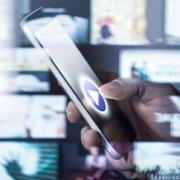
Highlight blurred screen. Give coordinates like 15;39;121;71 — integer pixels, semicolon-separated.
0;95;29;138
19;0;90;45
120;49;180;83
63;143;126;180
165;0;180;44
0;1;179;180
28;14;88;44
134;142;180;179
0;0;15;47
27;95;67;138
0;48;50;93
0;48;48;71
90;0;148;45
0;142;59;180
0;95;67;138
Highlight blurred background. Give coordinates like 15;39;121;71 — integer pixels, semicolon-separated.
0;0;180;179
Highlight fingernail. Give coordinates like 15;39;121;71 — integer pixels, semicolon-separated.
100;80;122;97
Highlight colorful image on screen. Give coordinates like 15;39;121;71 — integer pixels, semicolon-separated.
120;49;180;83
91;0;148;45
0;142;59;180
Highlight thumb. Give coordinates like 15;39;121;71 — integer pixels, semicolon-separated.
100;78;141;101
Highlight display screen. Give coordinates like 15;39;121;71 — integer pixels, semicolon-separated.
20;0;90;45
0;95;67;138
32;17;127;151
120;49;180;83
90;0;148;45
0;48;50;92
34;18;111;122
134;142;180;177
0;1;178;179
0;0;15;47
0;142;59;180
0;48;48;71
63;143;124;180
165;0;180;44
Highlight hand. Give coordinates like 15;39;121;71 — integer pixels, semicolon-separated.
66;77;179;179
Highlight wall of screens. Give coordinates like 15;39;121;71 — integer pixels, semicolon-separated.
0;0;179;179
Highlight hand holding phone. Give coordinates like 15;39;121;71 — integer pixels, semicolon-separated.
21;8;135;160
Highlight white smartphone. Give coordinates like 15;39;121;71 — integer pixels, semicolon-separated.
21;8;135;160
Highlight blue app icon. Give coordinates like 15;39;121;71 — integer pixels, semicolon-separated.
83;80;106;112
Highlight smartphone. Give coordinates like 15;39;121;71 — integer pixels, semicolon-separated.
21;7;135;160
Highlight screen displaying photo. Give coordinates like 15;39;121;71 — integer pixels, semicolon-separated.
165;0;180;44
134;142;180;175
91;0;148;45
0;48;49;71
0;0;15;47
0;142;59;180
0;95;67;138
0;48;50;92
19;0;90;45
0;72;49;93
120;49;180;83
28;14;89;44
27;95;67;138
0;95;29;138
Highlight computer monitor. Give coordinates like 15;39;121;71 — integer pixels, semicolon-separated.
120;49;180;83
0;48;50;92
19;0;90;45
0;95;67;138
90;0;148;45
134;142;180;175
0;142;59;180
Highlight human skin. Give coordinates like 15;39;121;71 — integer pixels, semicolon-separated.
66;76;179;179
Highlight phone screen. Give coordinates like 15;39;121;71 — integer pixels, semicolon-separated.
22;11;135;159
35;18;111;119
